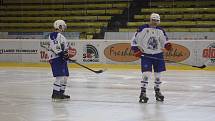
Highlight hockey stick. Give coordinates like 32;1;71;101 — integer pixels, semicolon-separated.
40;45;105;74
142;54;206;69
68;59;104;74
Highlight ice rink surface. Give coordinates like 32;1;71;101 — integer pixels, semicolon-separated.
0;67;215;121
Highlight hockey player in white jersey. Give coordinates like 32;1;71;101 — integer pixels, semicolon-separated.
131;13;172;103
48;20;70;100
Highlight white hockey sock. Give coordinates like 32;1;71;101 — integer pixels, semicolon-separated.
141;72;151;89
60;76;68;92
154;72;162;89
53;77;64;92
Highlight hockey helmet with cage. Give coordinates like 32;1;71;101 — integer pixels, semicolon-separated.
150;13;160;21
53;20;67;31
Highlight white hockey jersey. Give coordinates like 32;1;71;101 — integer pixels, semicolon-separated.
131;24;168;55
48;32;69;60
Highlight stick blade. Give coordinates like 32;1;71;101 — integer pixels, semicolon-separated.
94;68;108;74
192;65;206;69
199;65;206;69
94;70;104;74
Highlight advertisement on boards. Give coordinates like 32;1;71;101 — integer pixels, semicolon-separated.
83;44;100;62
0;39;214;66
202;42;215;65
0;40;39;62
104;43;139;62
163;43;190;62
103;42;191;64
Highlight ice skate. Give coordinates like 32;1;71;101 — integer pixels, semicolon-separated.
139;92;149;103
154;87;164;102
52;94;70;101
52;90;70;101
139;87;148;103
62;94;70;99
52;93;64;101
60;90;70;100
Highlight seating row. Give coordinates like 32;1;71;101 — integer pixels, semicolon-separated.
127;21;215;27
0;3;129;10
119;28;215;32
0;16;112;22
0;9;123;16
0;27;101;34
141;8;215;14
134;14;215;20
3;0;132;4
0;22;108;27
149;1;215;8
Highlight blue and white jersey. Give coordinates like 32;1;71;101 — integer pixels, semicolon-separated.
131;24;168;55
48;32;69;60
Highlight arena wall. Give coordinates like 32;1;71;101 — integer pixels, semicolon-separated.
0;39;214;68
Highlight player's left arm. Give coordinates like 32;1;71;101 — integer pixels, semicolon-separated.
49;38;62;54
160;28;172;51
58;34;69;60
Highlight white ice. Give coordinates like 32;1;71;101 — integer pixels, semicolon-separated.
0;67;215;121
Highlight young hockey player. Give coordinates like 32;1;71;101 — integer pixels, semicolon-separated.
131;13;172;103
48;20;70;100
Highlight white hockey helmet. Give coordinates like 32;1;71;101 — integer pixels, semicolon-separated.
150;13;160;25
53;20;67;31
150;13;160;21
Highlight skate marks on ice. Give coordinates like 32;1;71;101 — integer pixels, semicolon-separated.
0;68;215;121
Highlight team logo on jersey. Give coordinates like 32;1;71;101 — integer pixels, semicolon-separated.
83;44;99;62
202;42;215;63
147;37;158;50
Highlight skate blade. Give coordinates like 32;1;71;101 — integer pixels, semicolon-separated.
156;97;164;102
139;98;148;103
52;98;70;102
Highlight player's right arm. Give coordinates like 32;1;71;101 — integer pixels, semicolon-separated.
131;25;149;57
131;32;142;58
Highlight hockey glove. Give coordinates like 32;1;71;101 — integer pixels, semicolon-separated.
59;51;69;61
164;43;172;51
134;50;142;58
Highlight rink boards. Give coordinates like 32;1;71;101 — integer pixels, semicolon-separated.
0;39;214;70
